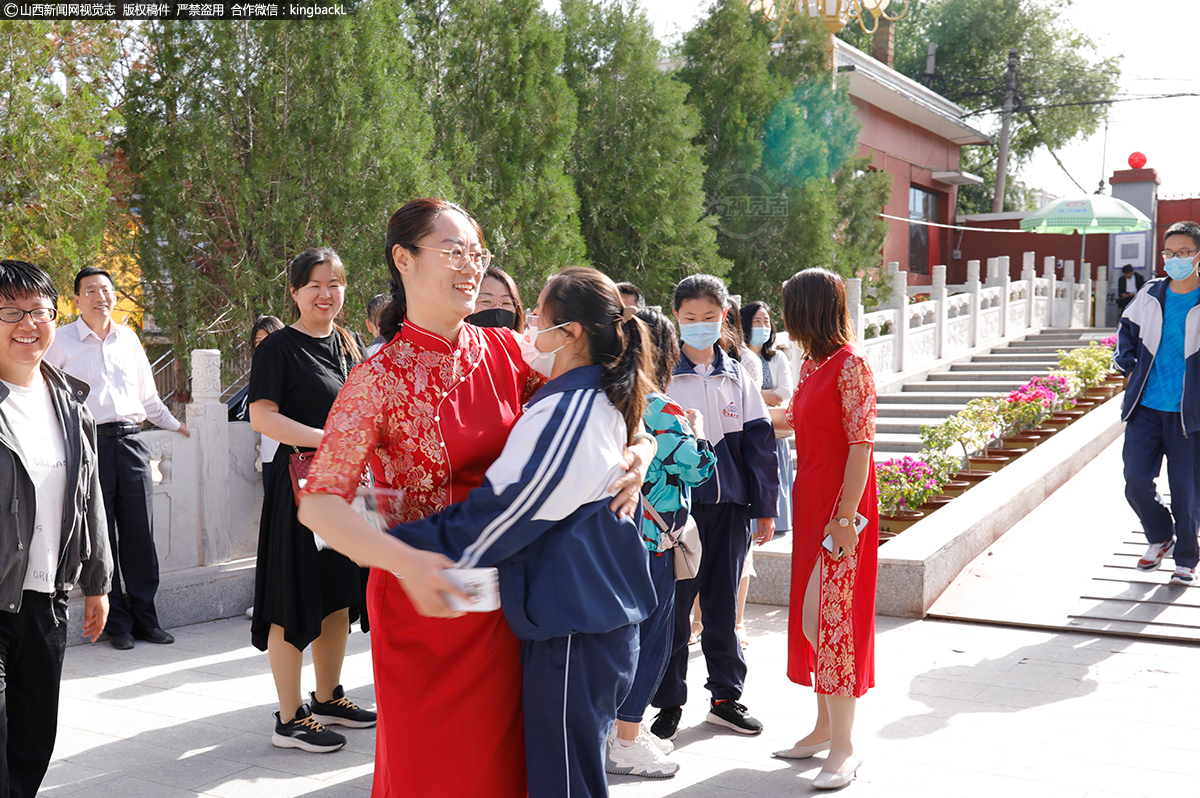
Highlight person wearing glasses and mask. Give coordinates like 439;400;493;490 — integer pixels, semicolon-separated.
46;267;189;652
297;199;653;798
468;265;525;332
1118;220;1200;587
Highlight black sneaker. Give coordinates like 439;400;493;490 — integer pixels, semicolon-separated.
650;706;682;741
272;705;347;752
308;685;377;728
706;698;763;735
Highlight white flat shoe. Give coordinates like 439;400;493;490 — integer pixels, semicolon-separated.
812;755;862;790
773;740;831;759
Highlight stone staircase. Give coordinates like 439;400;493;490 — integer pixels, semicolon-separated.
872;328;1116;462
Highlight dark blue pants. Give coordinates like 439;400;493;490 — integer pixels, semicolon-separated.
1123;406;1200;569
98;432;163;636
652;503;751;708
522;625;638;798
0;592;67;798
616;549;675;724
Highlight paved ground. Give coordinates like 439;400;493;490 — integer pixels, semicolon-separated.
47;434;1200;797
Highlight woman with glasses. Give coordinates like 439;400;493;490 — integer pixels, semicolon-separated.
298;199;652;797
469;265;525;331
247;248;375;754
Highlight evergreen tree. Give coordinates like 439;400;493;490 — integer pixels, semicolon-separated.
404;0;585;297
679;0;892;304
123;0;441;362
0;22;123;284
559;0;728;308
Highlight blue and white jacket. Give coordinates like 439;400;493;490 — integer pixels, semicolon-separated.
667;348;779;515
1116;276;1200;434
390;365;656;642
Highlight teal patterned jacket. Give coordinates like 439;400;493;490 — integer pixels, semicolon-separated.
641;392;717;552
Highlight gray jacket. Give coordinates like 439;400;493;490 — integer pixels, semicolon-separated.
0;363;112;612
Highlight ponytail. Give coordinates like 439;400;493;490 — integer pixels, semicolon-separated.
542;267;656;444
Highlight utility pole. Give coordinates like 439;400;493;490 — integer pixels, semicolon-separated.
992;49;1019;214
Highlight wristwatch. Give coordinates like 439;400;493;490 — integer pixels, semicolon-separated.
836;516;851;528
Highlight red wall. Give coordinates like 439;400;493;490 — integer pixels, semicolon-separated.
1158;198;1200;253
850;97;964;286
953;218;1111;284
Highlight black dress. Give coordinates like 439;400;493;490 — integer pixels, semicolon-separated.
248;326;366;652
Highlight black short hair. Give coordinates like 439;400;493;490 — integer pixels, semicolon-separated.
615;282;645;307
0;260;58;305
74;266;114;295
1165;221;1200;250
366;293;390;325
1122;264;1134;273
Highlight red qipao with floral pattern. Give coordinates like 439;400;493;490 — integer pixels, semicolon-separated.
785;344;878;697
305;320;541;798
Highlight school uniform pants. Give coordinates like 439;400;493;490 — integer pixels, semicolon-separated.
0;591;67;798
1123;405;1200;569
522;624;638;798
652;503;751;709
97;428;163;636
616;549;675;724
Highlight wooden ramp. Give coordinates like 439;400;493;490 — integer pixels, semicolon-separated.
928;434;1200;643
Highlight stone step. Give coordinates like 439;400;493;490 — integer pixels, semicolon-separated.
929;371;1043;383
872;432;923;454
946;363;1053;373
879;391;1005;404
970;353;1059;364
903;380;1026;392
876;417;948;435
873;403;965;418
997;344;1073;353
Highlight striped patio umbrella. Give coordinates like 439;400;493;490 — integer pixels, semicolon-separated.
1020;195;1152;265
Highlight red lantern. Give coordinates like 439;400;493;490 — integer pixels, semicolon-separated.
1128;152;1147;169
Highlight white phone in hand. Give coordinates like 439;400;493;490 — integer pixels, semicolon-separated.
442;567;501;613
821;512;869;557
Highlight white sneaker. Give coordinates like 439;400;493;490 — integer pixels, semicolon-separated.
606;734;680;778
640;722;673;754
1170;566;1197;586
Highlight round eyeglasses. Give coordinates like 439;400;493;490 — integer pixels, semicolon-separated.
412;244;492;271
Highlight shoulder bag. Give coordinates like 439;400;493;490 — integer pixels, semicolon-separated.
643;501;702;580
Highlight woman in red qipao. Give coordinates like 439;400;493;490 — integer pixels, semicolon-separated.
298;199;651;798
770;268;877;791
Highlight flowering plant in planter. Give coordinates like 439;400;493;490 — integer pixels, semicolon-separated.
1002;385;1055;433
1100;334;1117;349
1057;343;1115;389
920;396;1003;471
876;457;940;516
1026;373;1077;409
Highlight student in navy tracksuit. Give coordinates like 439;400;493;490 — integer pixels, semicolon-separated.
388;267;659;798
1118;220;1200;586
650;274;779;741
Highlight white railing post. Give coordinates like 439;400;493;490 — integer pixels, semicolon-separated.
1095;264;1108;328
998;255;1011;337
985;257;1001;287
1082;260;1094;327
847;277;865;344
1064;260;1077;328
890;268;909;374
1044;256;1058;328
932;264;948;360
966;259;982;346
1022;251;1037;332
187;349;231;566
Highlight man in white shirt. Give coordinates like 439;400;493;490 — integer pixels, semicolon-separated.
0;259;111;796
47;267;189;651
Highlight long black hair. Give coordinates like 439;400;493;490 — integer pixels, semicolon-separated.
541;267;655;443
672;273;737;354
635;307;681;393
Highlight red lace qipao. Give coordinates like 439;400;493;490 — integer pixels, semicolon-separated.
785;344;878;697
305;320;541;798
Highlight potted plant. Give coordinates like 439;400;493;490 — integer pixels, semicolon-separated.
876;456;940;537
999;385;1055;448
959;397;1010;472
1058;344;1116;398
920;399;1004;483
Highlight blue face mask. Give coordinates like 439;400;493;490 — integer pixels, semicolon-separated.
679;321;723;351
749;327;771;347
1165;256;1197;281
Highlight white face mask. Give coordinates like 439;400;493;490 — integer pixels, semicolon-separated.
519;319;570;378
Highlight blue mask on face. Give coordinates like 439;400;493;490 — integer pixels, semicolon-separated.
679;321;722;351
1165;256;1197;281
749;327;771;347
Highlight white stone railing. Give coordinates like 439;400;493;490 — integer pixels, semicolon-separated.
850;252;1102;382
144;350;262;575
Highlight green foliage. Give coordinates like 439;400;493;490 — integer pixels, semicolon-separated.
842;0;1121;209
678;0;891;304
404;0;586;299
0;22;124;284
920;396;1003;466
1056;343;1114;389
876;456;941;515
123;3;442;358
558;0;728;308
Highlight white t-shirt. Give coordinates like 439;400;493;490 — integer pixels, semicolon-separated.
1;378;67;593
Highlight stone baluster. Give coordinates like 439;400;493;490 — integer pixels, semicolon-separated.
187;349;231;566
932;264;948;360
889;268;909;374
998;255;1011;337
1094;262;1108;328
847;277;865;345
965;259;982;347
1022;251;1037;330
1063;260;1077;328
985;257;1001;287
1043;255;1058;328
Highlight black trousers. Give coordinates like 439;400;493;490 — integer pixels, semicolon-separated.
98;432;162;636
653;503;751;707
0;591;67;798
